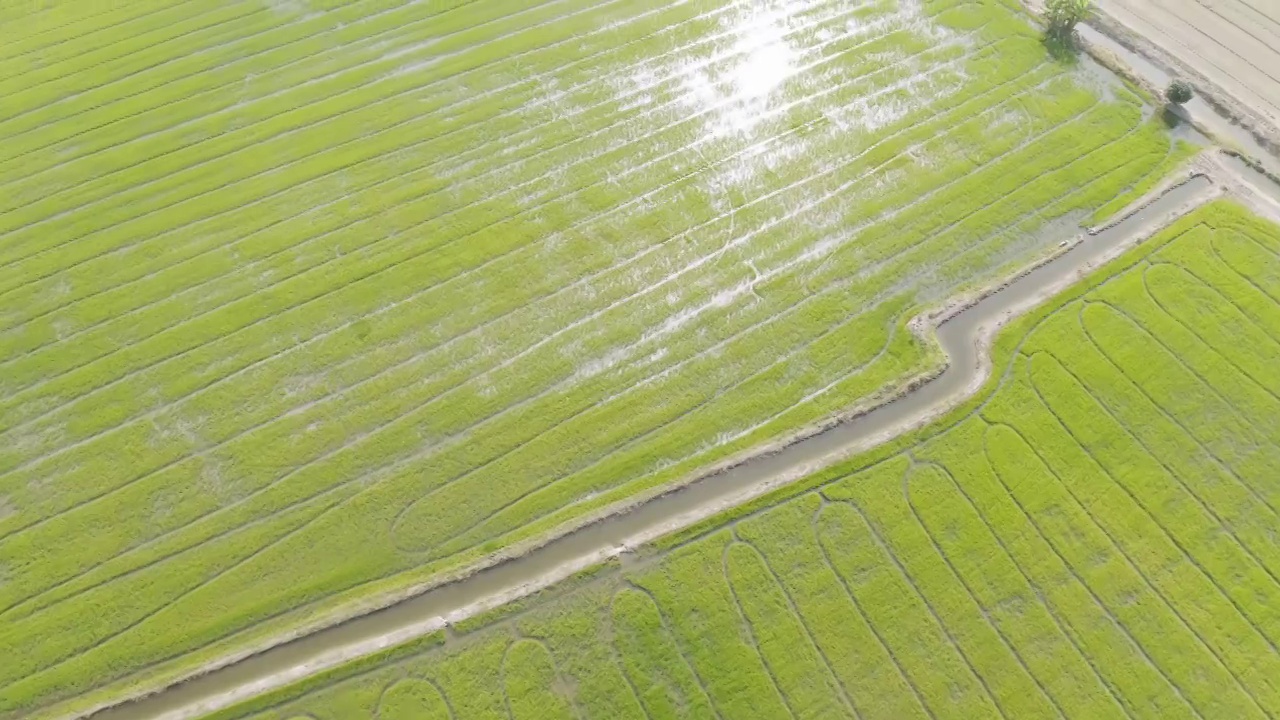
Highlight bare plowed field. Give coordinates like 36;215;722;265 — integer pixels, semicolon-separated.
1101;0;1280;130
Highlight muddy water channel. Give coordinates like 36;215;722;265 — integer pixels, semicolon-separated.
93;172;1215;720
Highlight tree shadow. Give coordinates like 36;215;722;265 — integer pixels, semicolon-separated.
1159;104;1189;129
1041;30;1082;66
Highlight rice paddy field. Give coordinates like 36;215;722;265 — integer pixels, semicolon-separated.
213;200;1280;720
0;0;1202;715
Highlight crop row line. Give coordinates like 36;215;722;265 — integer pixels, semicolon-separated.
1128;264;1280;453
807;497;938;719
410;291;902;558
0;0;706;227
0;0;878;348
615;581;727;720
1133;259;1280;462
500;635;586;720
0;0;573;196
1092;273;1280;516
602;615;656;720
0;0;641;250
0;73;1085;622
976;420;1204;719
0;0;880;340
1142;261;1280;408
0;2;275;107
917;458;1136;717
0;46;972;532
733;535;864;718
720;540;803;720
1076;297;1280;621
372;675;458;720
902;459;1070;719
0;15;931;425
0;0;466;115
2;75;1070;648
1203;230;1280;330
0;34;1004;502
1023;349;1270;716
160;70;1095;568
0;0;575;166
0;1;169;62
0;1;235;77
0;484;351;692
835;493;1010;718
381;98;1137;551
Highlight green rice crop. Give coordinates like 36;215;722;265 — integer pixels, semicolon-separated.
218;201;1280;720
0;0;1199;714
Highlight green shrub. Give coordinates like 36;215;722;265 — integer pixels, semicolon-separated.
1166;80;1194;105
1045;0;1091;37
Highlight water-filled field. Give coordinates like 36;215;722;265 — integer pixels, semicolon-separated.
216;201;1280;720
0;0;1194;714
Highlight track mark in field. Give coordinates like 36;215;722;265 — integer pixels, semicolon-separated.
0;57;1049;576
905;461;1072;719
978;420;1202;720
1093;283;1280;502
0;114;1131;676
807;497;936;720
0;1;962;368
813;495;991;718
1207;231;1280;324
374;677;453;720
611;583;724;720
1143;262;1280;402
0;1;755;351
0;31;991;449
716;542;798;720
381;106;1131;548
1023;351;1271;718
5;60;1070;471
0;0;586;180
0;0;754;263
726;536;858;718
1076;299;1280;582
0;73;1121;635
500;637;580;720
0;14;962;389
925;444;1139;719
10;1;1250;711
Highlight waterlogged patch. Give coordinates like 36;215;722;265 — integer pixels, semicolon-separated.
677;1;803;139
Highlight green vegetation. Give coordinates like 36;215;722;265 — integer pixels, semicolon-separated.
1044;0;1091;37
1166;80;1195;105
1088;139;1199;225
221;201;1280;720
0;0;1197;715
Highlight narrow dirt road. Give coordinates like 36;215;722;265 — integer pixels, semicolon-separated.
1100;0;1280;134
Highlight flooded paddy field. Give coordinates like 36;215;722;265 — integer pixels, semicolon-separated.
209;198;1280;720
0;0;1205;716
